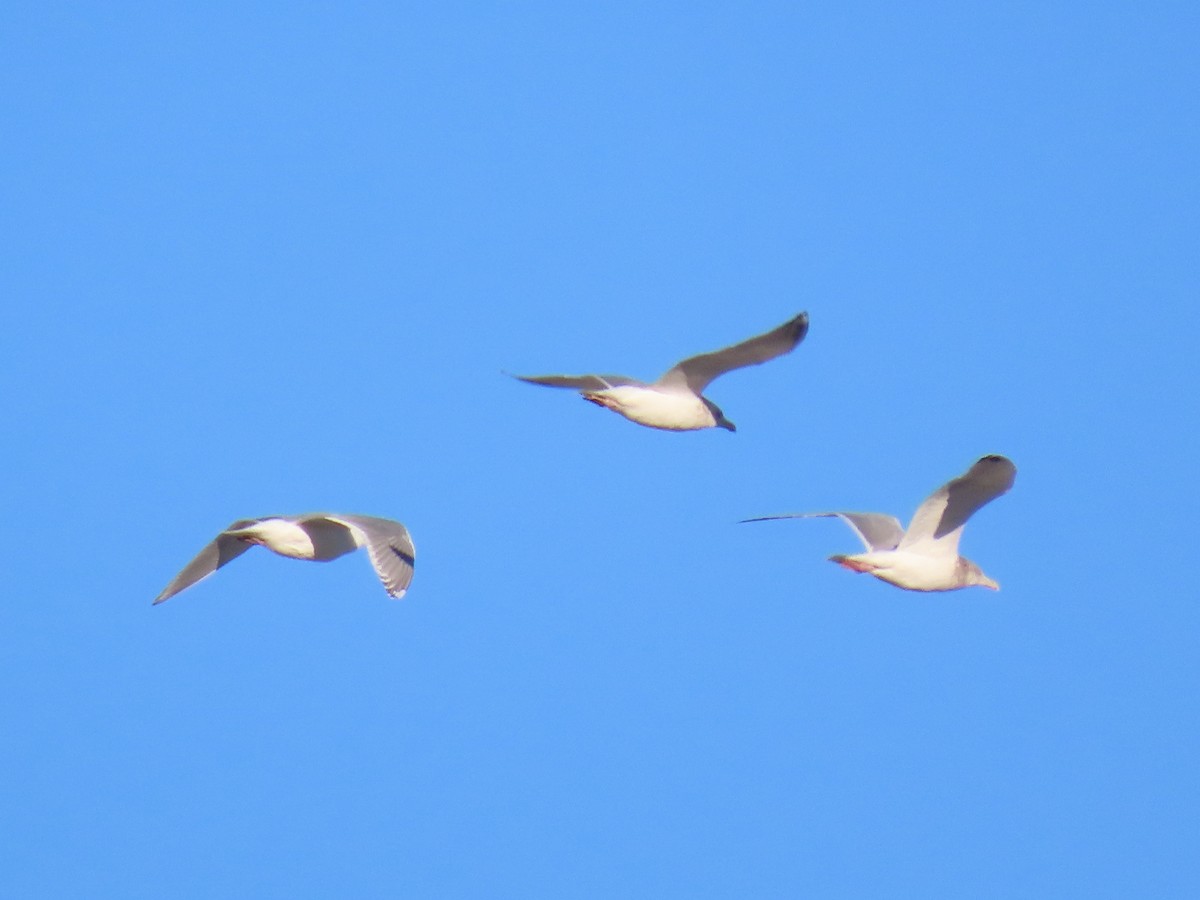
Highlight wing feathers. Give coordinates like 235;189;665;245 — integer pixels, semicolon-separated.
510;373;645;391
741;511;904;552
322;514;416;599
659;312;809;393
153;523;258;604
899;455;1016;554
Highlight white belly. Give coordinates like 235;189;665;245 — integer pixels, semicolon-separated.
586;386;716;431
843;550;960;592
242;519;319;559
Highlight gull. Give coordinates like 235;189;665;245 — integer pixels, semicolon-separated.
742;455;1016;591
512;312;809;431
154;513;416;603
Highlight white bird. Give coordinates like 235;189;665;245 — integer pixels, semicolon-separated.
512;312;809;431
742;455;1016;591
154;513;416;603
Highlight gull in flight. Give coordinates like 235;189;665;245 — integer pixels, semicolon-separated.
154;513;416;603
742;455;1016;591
512;312;809;431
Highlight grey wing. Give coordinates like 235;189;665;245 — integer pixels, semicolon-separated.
899;455;1017;555
658;312;809;393
153;520;259;604
509;373;646;391
323;514;416;599
740;511;904;552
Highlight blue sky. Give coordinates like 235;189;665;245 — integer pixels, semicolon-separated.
2;1;1197;896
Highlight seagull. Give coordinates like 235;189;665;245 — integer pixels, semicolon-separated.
154;513;416;603
742;455;1016;591
512;312;809;431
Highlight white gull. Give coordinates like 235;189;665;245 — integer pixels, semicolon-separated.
154;513;416;603
512;312;809;431
743;455;1016;591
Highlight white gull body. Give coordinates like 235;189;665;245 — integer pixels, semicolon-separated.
582;384;722;431
512;312;809;432
743;455;1016;592
154;513;416;602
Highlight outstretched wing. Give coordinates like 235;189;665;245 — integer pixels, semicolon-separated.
154;519;260;604
899;455;1016;557
741;511;904;552
509;373;646;391
322;514;416;599
658;312;809;393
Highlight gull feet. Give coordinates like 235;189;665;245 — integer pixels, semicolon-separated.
830;555;873;574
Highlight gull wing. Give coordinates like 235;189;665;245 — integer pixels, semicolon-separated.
321;514;416;599
898;455;1016;557
657;312;809;393
741;511;904;552
509;373;646;391
153;519;260;604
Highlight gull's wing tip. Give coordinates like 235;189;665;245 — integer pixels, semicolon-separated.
976;452;1016;469
959;453;1018;499
789;311;810;341
976;454;1017;482
509;372;566;387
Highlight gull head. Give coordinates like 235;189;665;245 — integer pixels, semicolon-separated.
700;397;736;431
959;558;1000;591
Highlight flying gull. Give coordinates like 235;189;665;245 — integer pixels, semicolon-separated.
512;312;809;431
742;455;1016;591
154;513;416;603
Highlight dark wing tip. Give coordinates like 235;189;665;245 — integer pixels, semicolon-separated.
974;454;1017;485
790;311;810;343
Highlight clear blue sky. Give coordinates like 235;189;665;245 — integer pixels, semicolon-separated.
2;1;1197;896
